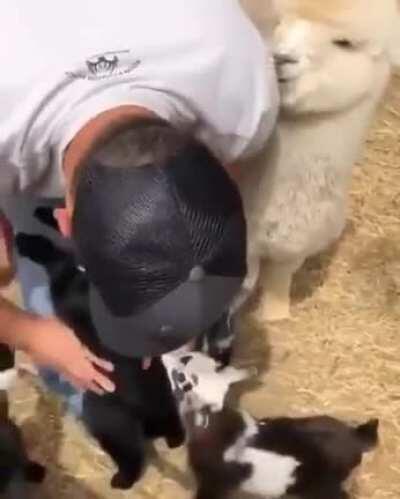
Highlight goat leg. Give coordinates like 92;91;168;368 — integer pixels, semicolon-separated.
254;258;303;321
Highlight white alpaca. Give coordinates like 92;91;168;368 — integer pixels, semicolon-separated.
237;0;400;321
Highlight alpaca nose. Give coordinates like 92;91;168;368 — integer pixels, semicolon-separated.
273;52;298;66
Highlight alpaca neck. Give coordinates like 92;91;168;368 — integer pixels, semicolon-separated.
280;96;378;172
277;68;391;180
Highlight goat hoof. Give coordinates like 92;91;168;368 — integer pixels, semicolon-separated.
25;461;46;483
111;471;135;490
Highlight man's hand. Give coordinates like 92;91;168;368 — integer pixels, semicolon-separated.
24;317;115;395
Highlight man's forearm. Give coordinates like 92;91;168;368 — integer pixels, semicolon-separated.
0;295;37;351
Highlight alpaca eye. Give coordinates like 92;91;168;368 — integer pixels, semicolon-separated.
333;39;354;49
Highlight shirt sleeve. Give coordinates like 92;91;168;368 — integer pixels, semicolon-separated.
0;164;19;196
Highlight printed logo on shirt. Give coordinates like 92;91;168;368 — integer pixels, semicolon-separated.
66;50;141;81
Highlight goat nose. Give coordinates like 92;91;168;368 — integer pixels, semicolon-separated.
273;53;298;65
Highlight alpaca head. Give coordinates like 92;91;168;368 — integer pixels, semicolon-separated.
162;351;253;418
270;0;400;114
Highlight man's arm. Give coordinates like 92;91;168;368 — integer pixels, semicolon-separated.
0;295;115;394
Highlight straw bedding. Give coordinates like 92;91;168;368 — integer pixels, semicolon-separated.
1;67;399;499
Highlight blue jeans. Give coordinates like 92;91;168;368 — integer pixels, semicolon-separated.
2;195;83;417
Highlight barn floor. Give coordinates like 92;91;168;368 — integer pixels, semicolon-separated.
1;66;399;499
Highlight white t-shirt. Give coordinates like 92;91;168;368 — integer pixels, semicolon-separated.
0;0;278;197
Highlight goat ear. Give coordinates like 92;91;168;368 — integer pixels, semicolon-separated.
355;419;379;450
221;366;257;386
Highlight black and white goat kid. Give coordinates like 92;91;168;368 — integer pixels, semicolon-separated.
165;353;379;499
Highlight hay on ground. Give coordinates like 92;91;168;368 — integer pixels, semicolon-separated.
1;72;399;499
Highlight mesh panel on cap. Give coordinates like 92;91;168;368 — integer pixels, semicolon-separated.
73;161;193;316
72;127;246;317
164;141;247;276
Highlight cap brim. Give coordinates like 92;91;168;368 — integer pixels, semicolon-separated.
89;276;242;358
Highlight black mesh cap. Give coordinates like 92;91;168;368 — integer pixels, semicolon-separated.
72;131;247;357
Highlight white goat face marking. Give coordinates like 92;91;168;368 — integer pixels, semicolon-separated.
240;449;299;497
224;413;299;498
162;351;251;415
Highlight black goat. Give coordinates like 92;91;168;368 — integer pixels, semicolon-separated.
15;225;185;490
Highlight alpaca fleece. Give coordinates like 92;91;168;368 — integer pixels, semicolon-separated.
236;0;400;321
